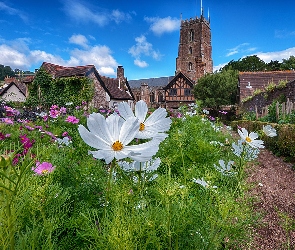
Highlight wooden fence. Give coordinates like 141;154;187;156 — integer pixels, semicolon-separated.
259;99;295;119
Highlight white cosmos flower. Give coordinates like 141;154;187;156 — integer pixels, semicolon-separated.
214;159;235;176
263;125;277;137
78;112;161;164
118;158;161;172
118;100;171;139
238;128;264;148
192;178;217;189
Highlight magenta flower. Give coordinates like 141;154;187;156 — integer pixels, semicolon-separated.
49;109;60;118
2;118;14;125
62;131;68;137
65;115;79;124
60;107;67;114
25;125;35;131
32;161;55;175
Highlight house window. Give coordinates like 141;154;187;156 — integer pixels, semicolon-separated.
158;93;164;102
169;88;177;96
189;29;194;42
188;62;193;70
150;92;155;103
189;47;192;54
184;88;191;96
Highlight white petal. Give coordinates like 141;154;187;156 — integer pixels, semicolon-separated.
249;132;258;140
119;117;139;145
78;125;110;149
144;108;167;125
106;114;122;141
89;149;114;164
135;100;148;123
87;113;112;143
145;117;172;133
118;102;134;120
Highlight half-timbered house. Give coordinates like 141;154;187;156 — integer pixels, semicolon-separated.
163;72;194;109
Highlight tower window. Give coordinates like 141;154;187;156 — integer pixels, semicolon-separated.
189;29;194;42
189;47;192;54
188;62;193;70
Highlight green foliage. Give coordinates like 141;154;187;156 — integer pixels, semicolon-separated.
1;107;262;249
25;67;94;108
0;64;15;80
221;55;295;72
194;69;238;110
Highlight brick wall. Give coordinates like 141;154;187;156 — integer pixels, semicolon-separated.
242;79;295;114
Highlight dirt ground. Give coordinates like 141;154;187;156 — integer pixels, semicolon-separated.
245;149;295;249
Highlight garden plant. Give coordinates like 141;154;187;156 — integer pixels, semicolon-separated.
0;99;275;249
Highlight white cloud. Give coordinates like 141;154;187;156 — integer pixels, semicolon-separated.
145;16;180;36
69;34;89;48
128;35;162;67
213;63;227;72
226;43;257;57
0;38;118;76
0;2;28;22
62;0;132;26
70;45;118;75
0;44;29;67
111;9;131;24
134;59;148;68
255;47;295;63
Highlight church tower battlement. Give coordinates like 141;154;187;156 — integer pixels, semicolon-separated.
176;14;213;83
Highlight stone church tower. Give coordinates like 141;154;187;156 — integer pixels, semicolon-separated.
176;13;213;83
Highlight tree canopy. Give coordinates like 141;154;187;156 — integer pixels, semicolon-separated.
221;55;295;72
193;69;238;110
0;65;15;81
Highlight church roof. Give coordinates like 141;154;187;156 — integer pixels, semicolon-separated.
128;76;174;88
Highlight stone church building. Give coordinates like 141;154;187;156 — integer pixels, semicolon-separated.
129;13;213;109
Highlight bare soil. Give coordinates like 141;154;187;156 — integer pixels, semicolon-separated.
246;149;295;249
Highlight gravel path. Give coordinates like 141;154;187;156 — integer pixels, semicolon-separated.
246;149;295;249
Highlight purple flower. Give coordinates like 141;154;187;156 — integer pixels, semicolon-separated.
49;109;60;118
62;131;68;137
32;161;55;175
65;116;79;124
60;107;67;114
2;118;14;125
25;125;35;131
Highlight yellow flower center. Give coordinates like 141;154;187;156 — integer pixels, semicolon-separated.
112;140;123;151
245;136;252;143
139;122;145;131
42;170;49;174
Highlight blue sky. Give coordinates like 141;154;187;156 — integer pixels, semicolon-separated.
1;0;295;80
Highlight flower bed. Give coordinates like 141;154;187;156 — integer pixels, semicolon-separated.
0;101;273;249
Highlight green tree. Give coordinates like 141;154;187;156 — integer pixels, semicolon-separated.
222;55;267;72
266;60;281;71
0;65;15;80
280;56;295;70
193;69;238;110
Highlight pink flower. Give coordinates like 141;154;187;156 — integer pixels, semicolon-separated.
60;107;67;114
32;161;55;175
2;118;14;125
65;116;79;124
49;109;60;118
62;131;68;137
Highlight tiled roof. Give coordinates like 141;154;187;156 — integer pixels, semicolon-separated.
101;76;133;100
41;62;133;100
238;71;295;101
0;82;26;96
41;62;94;78
128;76;174;88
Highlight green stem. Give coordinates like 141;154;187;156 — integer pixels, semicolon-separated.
104;159;116;217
